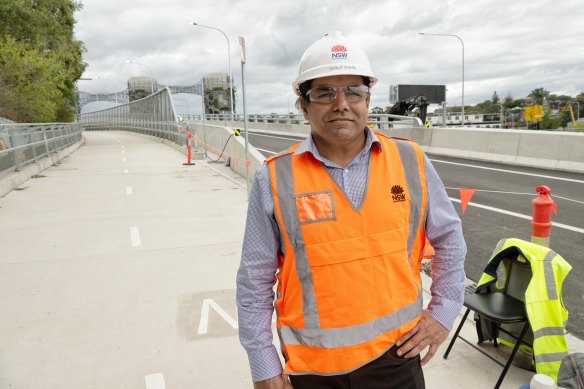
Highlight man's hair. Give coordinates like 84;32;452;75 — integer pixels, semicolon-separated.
295;76;372;110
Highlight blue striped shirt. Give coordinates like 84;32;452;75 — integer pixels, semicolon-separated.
236;128;467;382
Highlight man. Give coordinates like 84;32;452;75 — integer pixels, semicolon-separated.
236;31;466;389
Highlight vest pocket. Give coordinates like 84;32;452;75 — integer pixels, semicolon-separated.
294;190;336;224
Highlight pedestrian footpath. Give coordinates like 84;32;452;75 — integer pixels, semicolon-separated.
0;131;581;389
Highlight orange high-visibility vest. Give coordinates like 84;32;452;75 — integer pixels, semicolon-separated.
266;134;429;375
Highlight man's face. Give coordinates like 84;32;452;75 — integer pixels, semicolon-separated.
301;75;370;149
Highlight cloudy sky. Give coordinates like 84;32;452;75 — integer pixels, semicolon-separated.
75;0;584;115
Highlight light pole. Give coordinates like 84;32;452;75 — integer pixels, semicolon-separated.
126;60;154;94
191;22;234;120
419;32;465;126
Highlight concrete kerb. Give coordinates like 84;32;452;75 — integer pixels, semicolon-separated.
0;137;84;198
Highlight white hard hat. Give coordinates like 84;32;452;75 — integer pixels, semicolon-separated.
292;31;378;96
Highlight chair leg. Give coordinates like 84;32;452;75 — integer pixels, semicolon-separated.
444;308;471;359
492;322;498;348
494;321;530;389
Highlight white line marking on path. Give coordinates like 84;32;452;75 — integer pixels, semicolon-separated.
123;169;129;174
126;186;133;195
145;373;166;389
198;298;238;335
433;159;584;184
130;226;141;247
449;198;584;234
122;157;127;162
255;147;277;155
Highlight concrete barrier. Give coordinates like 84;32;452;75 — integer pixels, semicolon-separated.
200;120;584;174
187;123;266;180
395;127;584;173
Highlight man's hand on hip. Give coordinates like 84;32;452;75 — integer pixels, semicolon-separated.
254;375;294;389
394;310;449;366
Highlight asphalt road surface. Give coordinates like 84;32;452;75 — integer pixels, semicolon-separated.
247;131;584;339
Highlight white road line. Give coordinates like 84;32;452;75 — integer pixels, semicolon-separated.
145;373;166;389
123;169;129;174
122;157;127;162
126;186;133;195
255;147;277;155
450;198;584;234
433;159;584;184
130;226;141;247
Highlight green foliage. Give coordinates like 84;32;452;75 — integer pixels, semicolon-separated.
492;91;499;104
540;108;562;130
0;0;86;122
528;87;550;104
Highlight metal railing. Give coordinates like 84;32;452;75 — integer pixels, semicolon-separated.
79;87;187;146
179;112;423;129
0;123;83;173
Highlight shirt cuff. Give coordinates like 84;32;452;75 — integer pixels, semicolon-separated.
248;345;283;382
425;296;464;331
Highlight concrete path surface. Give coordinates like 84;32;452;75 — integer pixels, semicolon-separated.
0;131;581;389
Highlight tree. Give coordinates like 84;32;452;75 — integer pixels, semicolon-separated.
528;88;550;105
0;0;86;122
492;91;500;104
503;92;514;108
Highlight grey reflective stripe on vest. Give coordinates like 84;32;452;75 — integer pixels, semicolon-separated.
274;154;321;328
394;140;423;269
535;351;568;364
544;249;559;300
280;292;423;348
533;326;565;338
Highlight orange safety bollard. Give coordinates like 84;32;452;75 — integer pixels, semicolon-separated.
183;131;196;166
531;185;556;247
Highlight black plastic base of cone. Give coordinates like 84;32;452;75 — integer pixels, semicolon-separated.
182;162;196;166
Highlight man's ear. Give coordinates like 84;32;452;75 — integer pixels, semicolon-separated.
300;99;309;119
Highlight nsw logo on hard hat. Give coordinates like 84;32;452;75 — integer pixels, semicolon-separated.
331;44;348;59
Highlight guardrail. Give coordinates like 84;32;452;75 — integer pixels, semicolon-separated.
180;113;423;129
79;87;192;147
0;123;83;174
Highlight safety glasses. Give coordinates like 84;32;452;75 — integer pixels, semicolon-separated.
306;85;370;104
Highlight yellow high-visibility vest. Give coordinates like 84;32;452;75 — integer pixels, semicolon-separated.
476;238;572;382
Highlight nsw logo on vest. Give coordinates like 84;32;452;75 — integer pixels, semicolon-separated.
391;185;406;202
331;44;348;60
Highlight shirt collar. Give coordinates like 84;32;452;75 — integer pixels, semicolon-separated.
294;127;383;166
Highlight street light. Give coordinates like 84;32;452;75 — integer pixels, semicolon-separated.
126;60;154;94
419;32;465;126
191;22;234;119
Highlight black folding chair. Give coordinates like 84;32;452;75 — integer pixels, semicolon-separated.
443;250;533;389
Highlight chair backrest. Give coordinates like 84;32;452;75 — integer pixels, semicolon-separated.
505;258;532;302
